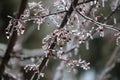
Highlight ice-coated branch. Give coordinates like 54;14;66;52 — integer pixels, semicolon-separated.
76;9;120;32
31;0;79;79
0;0;28;78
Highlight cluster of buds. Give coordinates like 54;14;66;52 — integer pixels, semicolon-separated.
42;28;71;57
65;59;90;72
96;26;104;37
5;16;25;39
5;28;11;39
24;64;39;73
78;35;86;44
51;28;71;47
15;21;25;36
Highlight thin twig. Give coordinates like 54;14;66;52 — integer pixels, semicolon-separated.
76;9;120;32
77;0;94;5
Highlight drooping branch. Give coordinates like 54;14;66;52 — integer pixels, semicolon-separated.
0;0;28;78
76;9;120;32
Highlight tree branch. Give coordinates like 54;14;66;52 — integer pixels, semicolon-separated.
0;0;28;78
32;0;79;79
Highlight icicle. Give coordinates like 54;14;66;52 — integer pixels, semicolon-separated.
94;0;97;4
45;59;49;67
102;0;105;7
114;17;117;24
30;58;35;62
85;41;89;50
74;48;78;55
90;1;94;6
6;36;10;39
116;36;120;45
17;29;20;36
100;31;104;37
37;24;40;30
21;27;25;34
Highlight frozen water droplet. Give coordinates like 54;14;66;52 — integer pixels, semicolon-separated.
40;73;44;77
100;31;104;37
7;36;10;39
21;30;25;34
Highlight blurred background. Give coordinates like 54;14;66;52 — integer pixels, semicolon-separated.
0;0;120;80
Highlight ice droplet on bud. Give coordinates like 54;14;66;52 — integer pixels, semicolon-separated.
21;27;25;34
21;30;25;34
100;31;104;37
6;36;10;39
40;73;44;77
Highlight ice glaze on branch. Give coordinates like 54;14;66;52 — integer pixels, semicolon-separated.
0;0;28;78
32;0;79;79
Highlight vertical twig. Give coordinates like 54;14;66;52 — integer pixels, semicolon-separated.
0;0;28;78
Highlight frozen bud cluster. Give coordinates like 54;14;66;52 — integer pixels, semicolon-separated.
24;64;39;73
55;29;71;46
65;59;90;72
5;16;25;39
42;28;71;57
96;26;104;37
